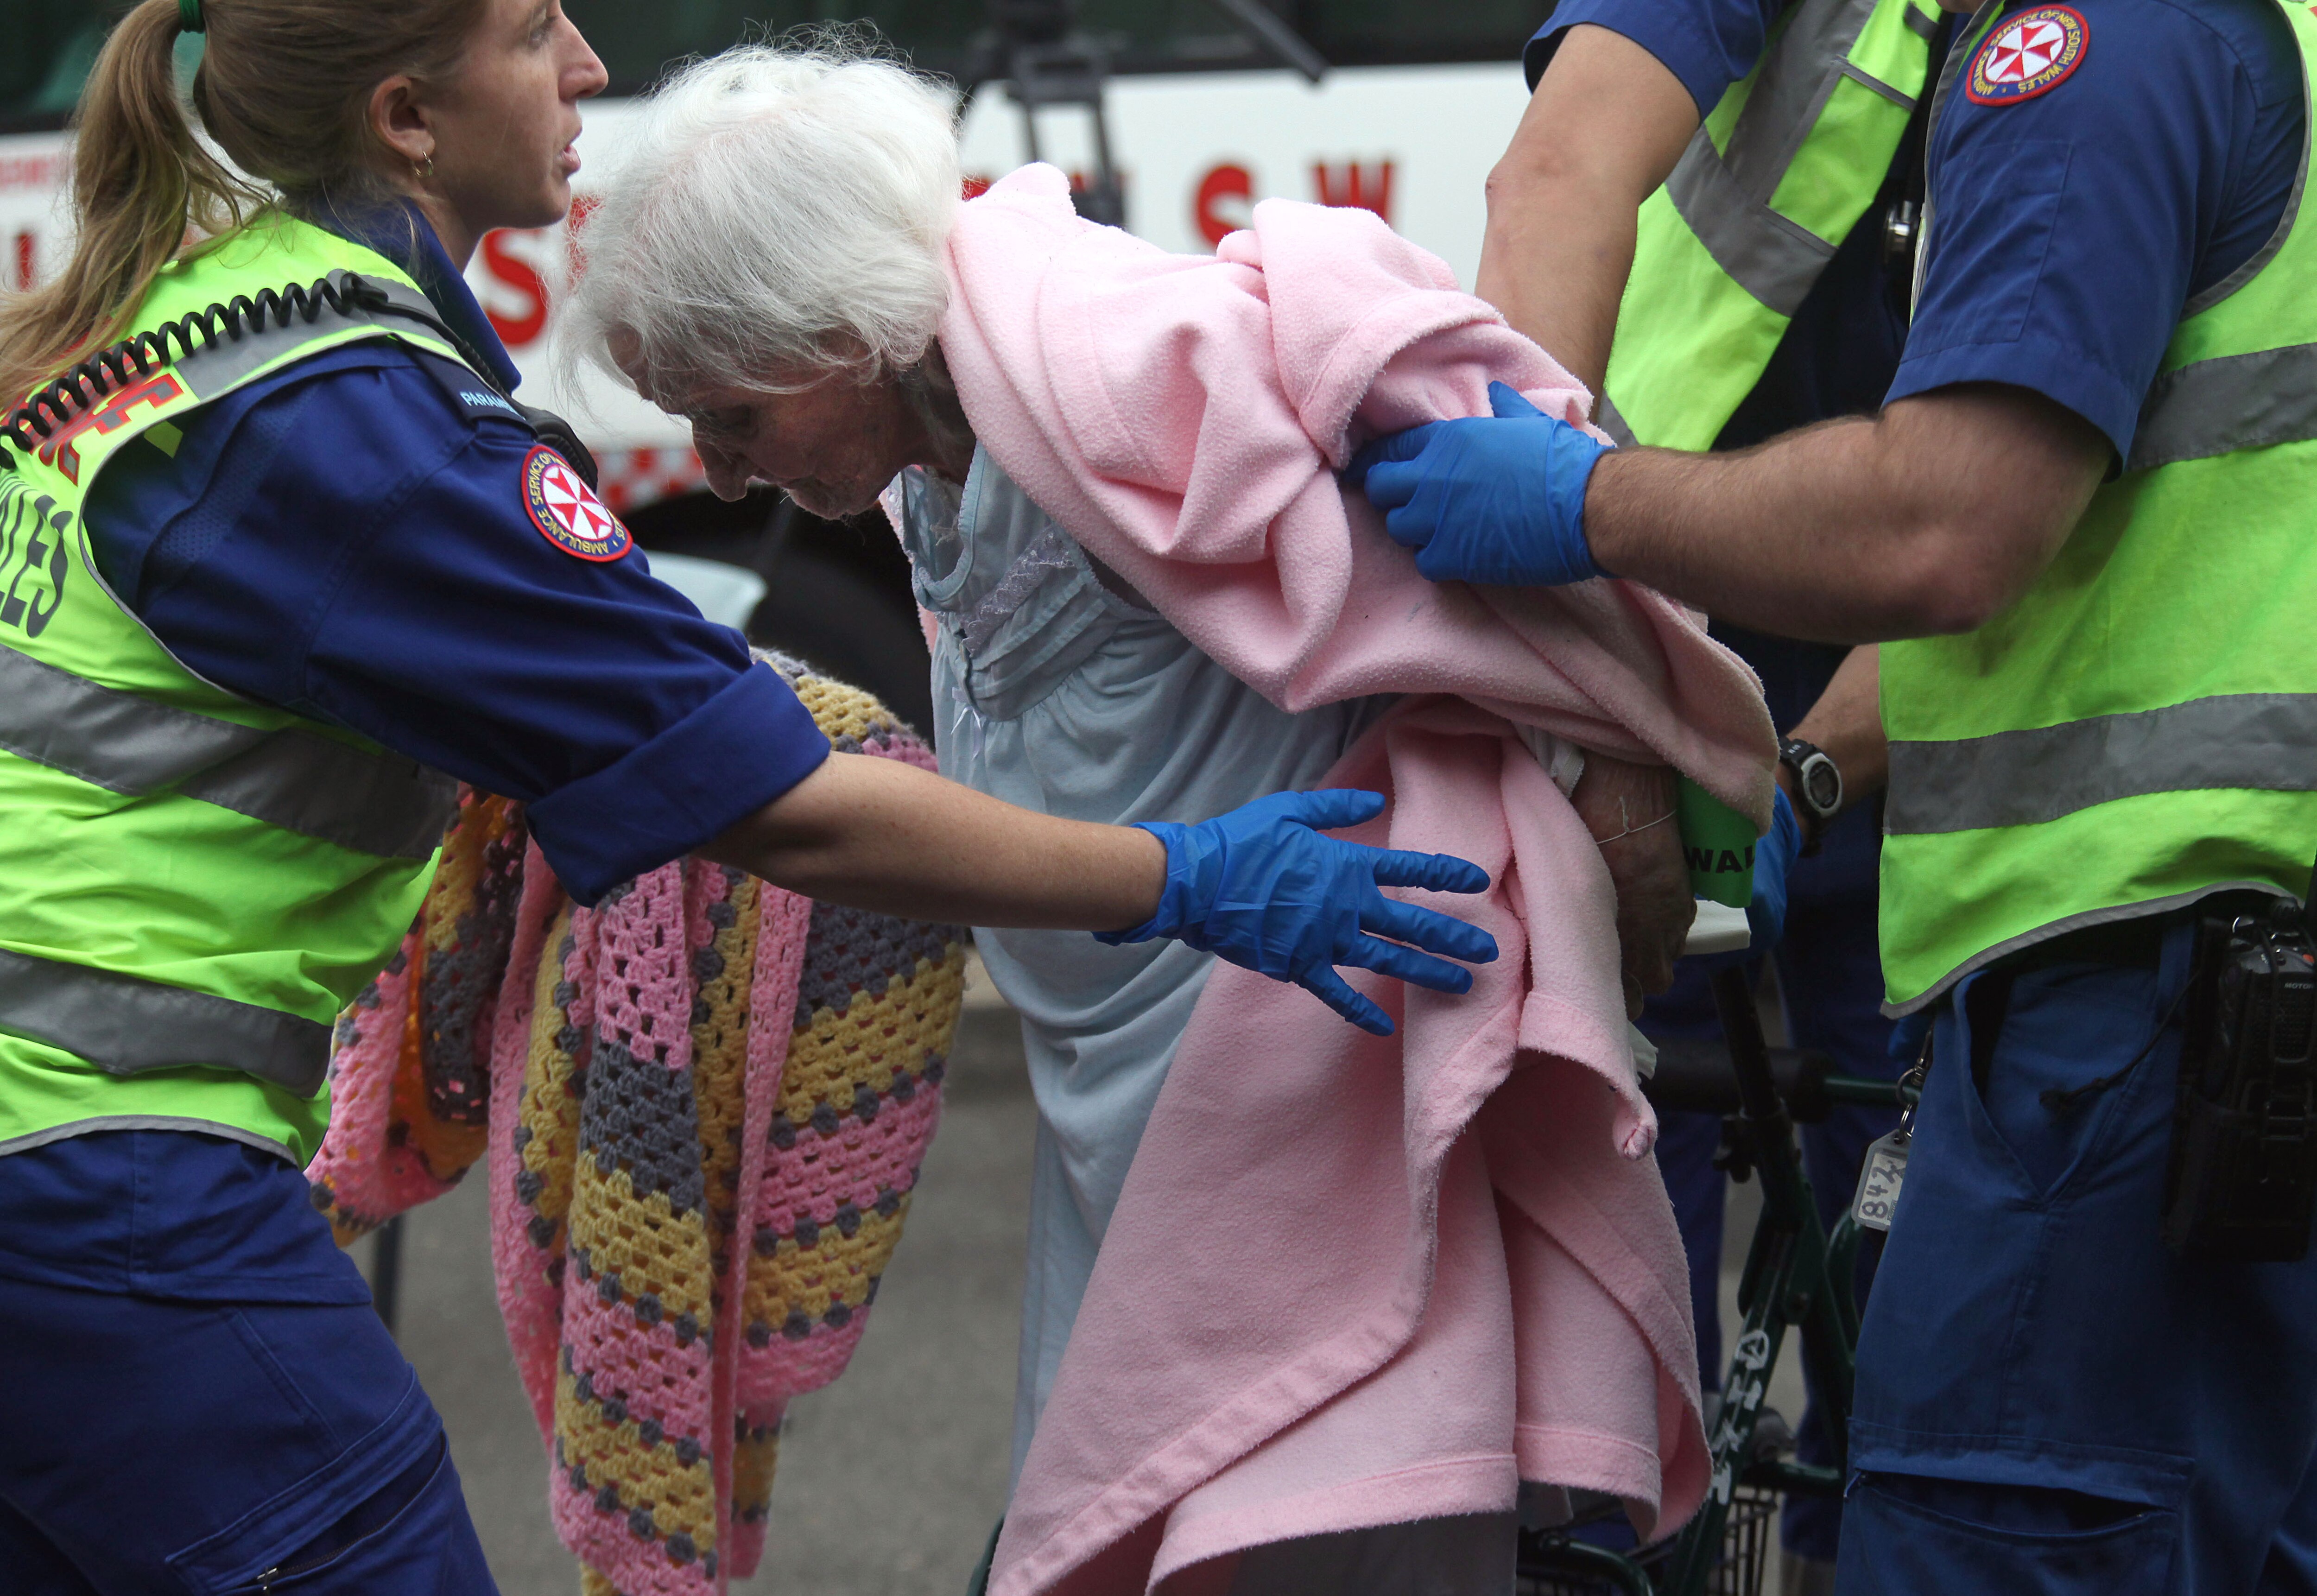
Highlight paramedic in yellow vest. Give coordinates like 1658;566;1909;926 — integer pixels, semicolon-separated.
0;3;1496;1588
1476;2;1949;1581
1355;0;2317;1588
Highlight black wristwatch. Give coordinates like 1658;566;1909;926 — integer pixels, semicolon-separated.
1778;737;1843;856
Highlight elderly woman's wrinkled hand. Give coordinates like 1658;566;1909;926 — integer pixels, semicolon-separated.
1096;789;1499;1037
1571;754;1696;1019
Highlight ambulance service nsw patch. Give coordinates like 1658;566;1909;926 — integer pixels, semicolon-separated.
1966;6;2089;105
523;445;631;561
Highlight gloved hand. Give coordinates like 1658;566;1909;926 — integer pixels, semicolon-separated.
1347;382;1612;587
1096;789;1499;1036
1746;785;1802;955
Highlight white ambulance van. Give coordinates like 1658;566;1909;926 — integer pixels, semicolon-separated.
0;2;1543;728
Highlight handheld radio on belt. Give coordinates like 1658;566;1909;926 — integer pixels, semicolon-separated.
2162;865;2317;1260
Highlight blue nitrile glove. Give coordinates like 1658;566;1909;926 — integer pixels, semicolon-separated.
1347;381;1612;587
1096;789;1500;1037
1747;785;1801;954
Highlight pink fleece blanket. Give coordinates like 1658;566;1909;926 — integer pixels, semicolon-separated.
940;166;1777;1594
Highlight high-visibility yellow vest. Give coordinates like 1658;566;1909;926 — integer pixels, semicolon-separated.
1878;0;2317;1011
1601;0;1945;450
0;213;486;1163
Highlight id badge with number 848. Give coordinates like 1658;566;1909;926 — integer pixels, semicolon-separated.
1851;1130;1909;1232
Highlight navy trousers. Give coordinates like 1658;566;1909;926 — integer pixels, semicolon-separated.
1837;924;2317;1595
0;1130;495;1595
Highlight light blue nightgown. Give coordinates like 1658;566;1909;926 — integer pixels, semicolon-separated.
893;451;1393;1478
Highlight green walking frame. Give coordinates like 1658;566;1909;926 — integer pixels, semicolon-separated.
1519;963;1916;1595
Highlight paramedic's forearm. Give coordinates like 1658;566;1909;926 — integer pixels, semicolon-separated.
706;753;1165;930
1785;646;1887;811
1582;386;2108;642
1476;25;1698;395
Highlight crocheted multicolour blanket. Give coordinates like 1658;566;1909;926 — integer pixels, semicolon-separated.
307;656;967;1596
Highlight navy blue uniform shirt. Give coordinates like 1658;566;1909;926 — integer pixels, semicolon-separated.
0;216;834;1298
81;208;830;905
1893;0;2303;459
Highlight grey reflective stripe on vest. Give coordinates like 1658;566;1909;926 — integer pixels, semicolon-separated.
1911;7;1980;313
1594;394;1640;449
169;272;456;402
1886;692;2317;835
1665;0;1886;313
0;946;332;1094
2120;32;2317;472
0;641;456;859
1840;62;1916;107
2127;342;2317;471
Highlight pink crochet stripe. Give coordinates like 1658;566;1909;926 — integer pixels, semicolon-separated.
752;1086;940;1235
305;934;422;1232
718;881;812;1581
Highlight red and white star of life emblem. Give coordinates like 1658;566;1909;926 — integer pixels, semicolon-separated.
1984;16;2066;82
521;444;632;562
1966;6;2088;104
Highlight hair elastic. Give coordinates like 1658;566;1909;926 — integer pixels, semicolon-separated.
177;0;205;33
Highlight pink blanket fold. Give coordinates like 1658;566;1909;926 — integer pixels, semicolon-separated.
938;166;1775;1593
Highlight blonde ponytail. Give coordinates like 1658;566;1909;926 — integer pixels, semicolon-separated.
0;0;260;412
0;0;487;418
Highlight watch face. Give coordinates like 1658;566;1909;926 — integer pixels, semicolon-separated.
1802;756;1841;813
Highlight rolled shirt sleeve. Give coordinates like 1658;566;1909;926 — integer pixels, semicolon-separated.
1886;0;2303;461
1525;0;1785;112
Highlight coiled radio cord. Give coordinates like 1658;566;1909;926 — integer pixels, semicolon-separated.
2;274;391;454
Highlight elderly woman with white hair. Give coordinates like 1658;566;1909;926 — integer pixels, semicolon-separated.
571;38;1771;1596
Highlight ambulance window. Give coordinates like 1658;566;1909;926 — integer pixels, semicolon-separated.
0;1;1557;130
0;0;122;128
567;2;1553;93
1245;1;1553;67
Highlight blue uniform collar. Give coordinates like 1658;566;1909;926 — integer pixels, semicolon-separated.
315;201;525;396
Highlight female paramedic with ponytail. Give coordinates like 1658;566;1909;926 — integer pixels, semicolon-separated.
0;3;1497;1588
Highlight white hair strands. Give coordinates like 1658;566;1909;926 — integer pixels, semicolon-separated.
567;32;963;402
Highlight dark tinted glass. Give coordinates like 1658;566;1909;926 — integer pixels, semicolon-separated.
0;1;1549;130
566;1;1548;93
0;2;130;129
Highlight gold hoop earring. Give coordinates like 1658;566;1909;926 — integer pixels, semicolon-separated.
413;153;436;182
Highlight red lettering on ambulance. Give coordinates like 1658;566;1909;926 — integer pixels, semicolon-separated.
1194;164;1254;247
481;230;549;348
1311;160;1395;223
